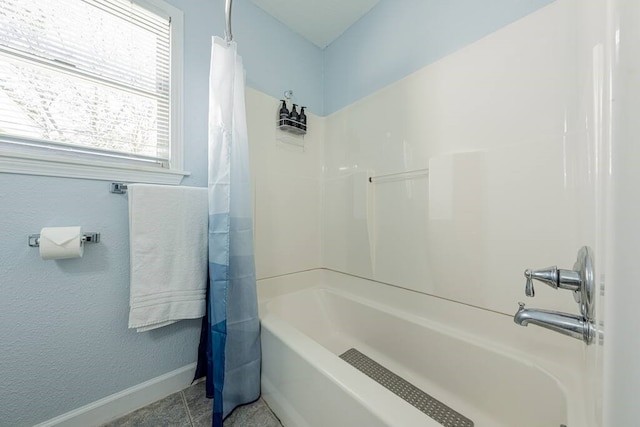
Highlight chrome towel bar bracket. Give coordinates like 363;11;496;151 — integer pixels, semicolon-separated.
110;183;128;194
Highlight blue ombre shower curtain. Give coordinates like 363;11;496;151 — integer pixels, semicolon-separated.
206;36;261;426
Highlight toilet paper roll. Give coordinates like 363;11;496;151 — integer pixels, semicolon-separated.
39;226;84;260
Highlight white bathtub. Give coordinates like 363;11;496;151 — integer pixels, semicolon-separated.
258;269;591;427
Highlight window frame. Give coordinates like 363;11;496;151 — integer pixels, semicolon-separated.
0;0;187;184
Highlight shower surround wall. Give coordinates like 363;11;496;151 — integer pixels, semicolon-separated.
321;0;603;422
246;88;324;280
323;0;595;317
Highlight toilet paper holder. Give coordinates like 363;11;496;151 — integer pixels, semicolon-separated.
28;232;101;247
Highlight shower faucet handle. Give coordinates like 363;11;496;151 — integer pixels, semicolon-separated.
524;265;582;297
524;266;557;297
525;274;535;297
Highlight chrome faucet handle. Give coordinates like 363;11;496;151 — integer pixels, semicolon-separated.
525;275;535;297
524;265;582;297
524;266;558;297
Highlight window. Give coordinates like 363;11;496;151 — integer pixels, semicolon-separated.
0;0;185;183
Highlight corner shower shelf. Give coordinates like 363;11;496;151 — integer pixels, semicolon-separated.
276;120;306;148
278;122;306;135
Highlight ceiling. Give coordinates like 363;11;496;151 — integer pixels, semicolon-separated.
250;0;380;49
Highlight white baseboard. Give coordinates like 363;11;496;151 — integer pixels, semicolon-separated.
34;363;198;427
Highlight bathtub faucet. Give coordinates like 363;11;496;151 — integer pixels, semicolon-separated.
513;246;597;345
514;302;595;343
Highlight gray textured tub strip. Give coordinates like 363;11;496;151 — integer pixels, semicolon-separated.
339;348;474;427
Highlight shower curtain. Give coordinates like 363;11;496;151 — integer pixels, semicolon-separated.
205;36;261;426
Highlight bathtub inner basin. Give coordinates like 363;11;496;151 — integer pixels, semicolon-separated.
261;287;568;427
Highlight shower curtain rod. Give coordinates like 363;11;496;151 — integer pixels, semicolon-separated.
225;0;233;42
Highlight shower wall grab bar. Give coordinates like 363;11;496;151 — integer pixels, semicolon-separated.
28;232;101;247
368;168;429;184
225;0;233;42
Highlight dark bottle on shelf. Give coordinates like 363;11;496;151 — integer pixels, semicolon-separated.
289;104;299;127
299;106;307;132
278;100;289;127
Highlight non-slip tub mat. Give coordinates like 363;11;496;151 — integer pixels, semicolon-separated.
339;348;474;427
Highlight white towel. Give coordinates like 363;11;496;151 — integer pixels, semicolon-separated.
128;184;208;332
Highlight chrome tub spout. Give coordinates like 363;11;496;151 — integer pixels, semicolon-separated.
514;303;594;344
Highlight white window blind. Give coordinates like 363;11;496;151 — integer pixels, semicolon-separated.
0;0;172;165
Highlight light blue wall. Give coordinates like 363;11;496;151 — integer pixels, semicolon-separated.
231;0;324;116
323;0;556;115
0;174;198;427
0;1;321;425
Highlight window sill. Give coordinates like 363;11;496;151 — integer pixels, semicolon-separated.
0;150;190;185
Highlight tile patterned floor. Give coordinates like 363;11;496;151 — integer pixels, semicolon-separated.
101;381;283;427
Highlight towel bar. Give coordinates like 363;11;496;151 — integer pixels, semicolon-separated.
28;232;101;247
368;168;429;184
